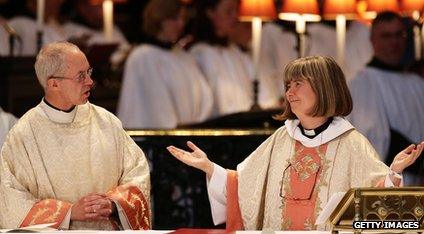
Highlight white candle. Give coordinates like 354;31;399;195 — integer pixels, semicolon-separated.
296;16;306;57
414;25;421;60
252;17;262;80
336;15;346;68
37;0;45;31
422;23;424;59
103;0;114;41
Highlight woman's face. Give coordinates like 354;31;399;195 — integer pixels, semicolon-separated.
285;78;317;118
207;0;238;37
160;8;186;42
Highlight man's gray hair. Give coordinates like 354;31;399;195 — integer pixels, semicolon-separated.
34;42;81;88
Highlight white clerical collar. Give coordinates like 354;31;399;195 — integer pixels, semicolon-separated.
285;117;354;147
39;99;77;124
303;129;316;136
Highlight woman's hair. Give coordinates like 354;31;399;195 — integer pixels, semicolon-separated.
143;0;183;37
276;56;353;120
190;0;229;45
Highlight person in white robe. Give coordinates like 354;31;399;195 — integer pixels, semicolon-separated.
0;42;151;230
0;107;17;147
190;0;277;116
117;0;213;129
308;20;373;82
62;0;130;65
349;12;424;184
167;56;424;231
7;0;67;56
228;21;284;109
0;17;10;56
259;22;298;101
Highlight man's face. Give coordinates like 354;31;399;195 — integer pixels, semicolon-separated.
55;50;94;107
371;19;407;66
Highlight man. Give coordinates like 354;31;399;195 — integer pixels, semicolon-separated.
0;42;151;230
349;11;424;183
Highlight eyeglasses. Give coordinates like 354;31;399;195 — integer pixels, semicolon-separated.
49;67;93;83
279;161;321;200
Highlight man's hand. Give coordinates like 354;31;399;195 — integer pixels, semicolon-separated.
71;193;113;221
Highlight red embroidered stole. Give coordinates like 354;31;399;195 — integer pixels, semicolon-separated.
107;185;151;230
20;199;71;228
281;141;328;230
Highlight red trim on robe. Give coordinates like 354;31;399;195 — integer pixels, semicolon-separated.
226;170;243;232
106;185;151;230
20;199;71;228
281;142;328;230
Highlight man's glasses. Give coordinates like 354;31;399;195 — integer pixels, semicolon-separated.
49;67;93;83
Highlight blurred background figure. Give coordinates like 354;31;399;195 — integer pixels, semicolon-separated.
7;0;67;56
259;21;298;105
308;20;373;82
0;0;8;55
349;11;424;185
228;21;284;109
0;15;9;56
117;0;213;129
0;107;17;147
63;0;130;66
189;0;279;117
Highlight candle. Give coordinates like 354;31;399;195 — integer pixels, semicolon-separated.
103;0;114;41
296;16;306;58
37;0;45;31
252;17;262;80
414;25;421;60
336;15;346;68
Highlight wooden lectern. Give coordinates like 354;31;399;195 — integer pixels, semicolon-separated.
328;187;424;233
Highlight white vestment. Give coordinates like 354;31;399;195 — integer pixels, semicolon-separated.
63;22;127;46
117;44;213;129
190;43;254;116
0;107;17;147
237;47;281;109
207;117;395;230
349;67;424;161
62;22;129;64
260;23;298;95
308;21;373;82
7;16;67;56
0;100;150;230
0;20;9;56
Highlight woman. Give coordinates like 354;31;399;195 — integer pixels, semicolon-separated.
189;0;280;116
167;56;423;230
117;0;213;129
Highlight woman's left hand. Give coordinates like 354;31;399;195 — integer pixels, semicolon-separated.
390;141;424;173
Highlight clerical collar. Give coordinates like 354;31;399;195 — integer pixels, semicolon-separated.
44;98;75;113
367;57;404;72
40;99;77;124
298;117;334;139
285;117;354;148
144;36;174;50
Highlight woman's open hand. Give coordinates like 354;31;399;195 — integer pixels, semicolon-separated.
390;141;424;173
167;141;214;177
